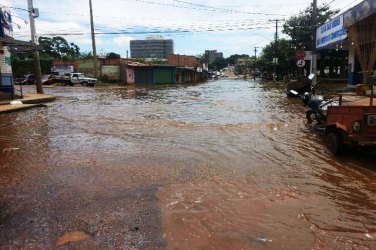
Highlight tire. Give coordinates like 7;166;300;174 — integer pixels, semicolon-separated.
81;81;88;86
306;110;315;124
327;132;344;155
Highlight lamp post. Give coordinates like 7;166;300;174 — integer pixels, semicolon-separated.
27;0;43;94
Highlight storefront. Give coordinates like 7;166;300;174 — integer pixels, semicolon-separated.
0;37;40;100
0;6;14;99
316;0;376;85
316;13;349;82
344;0;376;84
0;44;13;99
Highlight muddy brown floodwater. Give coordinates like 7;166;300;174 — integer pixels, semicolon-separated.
0;80;375;250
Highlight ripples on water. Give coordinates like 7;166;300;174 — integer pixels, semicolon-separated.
0;80;375;249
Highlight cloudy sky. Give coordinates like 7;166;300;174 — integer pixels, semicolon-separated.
4;0;365;57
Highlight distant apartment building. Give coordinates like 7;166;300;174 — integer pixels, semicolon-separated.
130;36;174;59
204;50;223;64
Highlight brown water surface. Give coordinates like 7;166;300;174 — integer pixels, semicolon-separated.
0;80;375;249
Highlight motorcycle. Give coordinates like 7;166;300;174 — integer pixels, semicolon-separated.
290;74;338;125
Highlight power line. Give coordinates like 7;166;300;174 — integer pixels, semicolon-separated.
268;18;285;77
27;24;274;37
170;0;288;16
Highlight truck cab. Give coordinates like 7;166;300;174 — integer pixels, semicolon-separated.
70;73;97;87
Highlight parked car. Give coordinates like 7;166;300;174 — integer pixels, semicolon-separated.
41;74;56;85
52;72;97;87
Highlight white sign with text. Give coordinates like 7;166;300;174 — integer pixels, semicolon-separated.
316;15;347;49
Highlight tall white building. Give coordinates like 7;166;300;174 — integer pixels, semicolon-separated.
130;36;174;59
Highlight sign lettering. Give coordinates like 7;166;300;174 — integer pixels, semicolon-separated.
316;15;347;49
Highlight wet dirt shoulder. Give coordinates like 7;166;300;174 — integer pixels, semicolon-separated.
0;162;167;249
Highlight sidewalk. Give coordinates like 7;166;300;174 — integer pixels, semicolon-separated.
0;93;56;114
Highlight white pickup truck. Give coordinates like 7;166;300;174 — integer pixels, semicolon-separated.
53;73;97;87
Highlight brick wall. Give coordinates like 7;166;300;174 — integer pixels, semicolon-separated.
167;54;200;67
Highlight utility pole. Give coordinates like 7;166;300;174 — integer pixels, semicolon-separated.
253;47;259;80
269;19;284;81
89;0;98;79
27;0;43;94
311;0;318;85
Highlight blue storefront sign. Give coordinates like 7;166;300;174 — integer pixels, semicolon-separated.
316;15;347;49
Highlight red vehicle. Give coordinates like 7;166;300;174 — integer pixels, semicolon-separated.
324;95;376;155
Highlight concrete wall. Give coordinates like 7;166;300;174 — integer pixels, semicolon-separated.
101;65;120;81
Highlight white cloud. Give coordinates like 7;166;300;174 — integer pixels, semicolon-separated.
112;36;132;47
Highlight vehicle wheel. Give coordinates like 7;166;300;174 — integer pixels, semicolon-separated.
81;81;88;86
306;110;315;124
327;132;344;155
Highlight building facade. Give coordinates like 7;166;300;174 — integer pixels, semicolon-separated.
130;37;174;59
204;50;223;64
167;54;200;68
315;0;376;85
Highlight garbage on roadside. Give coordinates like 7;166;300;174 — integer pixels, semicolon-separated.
9;100;23;105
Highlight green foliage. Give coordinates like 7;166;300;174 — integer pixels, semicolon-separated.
38;36;81;59
106;52;121;60
80;51;93;59
209;57;227;70
282;4;339;50
11;57;53;76
150;58;167;65
226;54;250;65
256;39;296;75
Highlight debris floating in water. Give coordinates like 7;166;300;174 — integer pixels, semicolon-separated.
2;147;19;152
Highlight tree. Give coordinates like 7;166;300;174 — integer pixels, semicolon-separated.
80;51;93;59
38;36;81;59
209;57;227;70
258;39;296;77
283;4;339;50
105;52;121;60
226;54;250;65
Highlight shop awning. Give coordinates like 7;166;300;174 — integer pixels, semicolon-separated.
344;0;376;28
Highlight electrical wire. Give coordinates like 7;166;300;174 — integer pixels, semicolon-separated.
170;0;288;16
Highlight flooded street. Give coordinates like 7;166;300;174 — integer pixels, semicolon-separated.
0;79;375;249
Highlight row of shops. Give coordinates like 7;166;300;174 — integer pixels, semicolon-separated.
51;57;206;85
